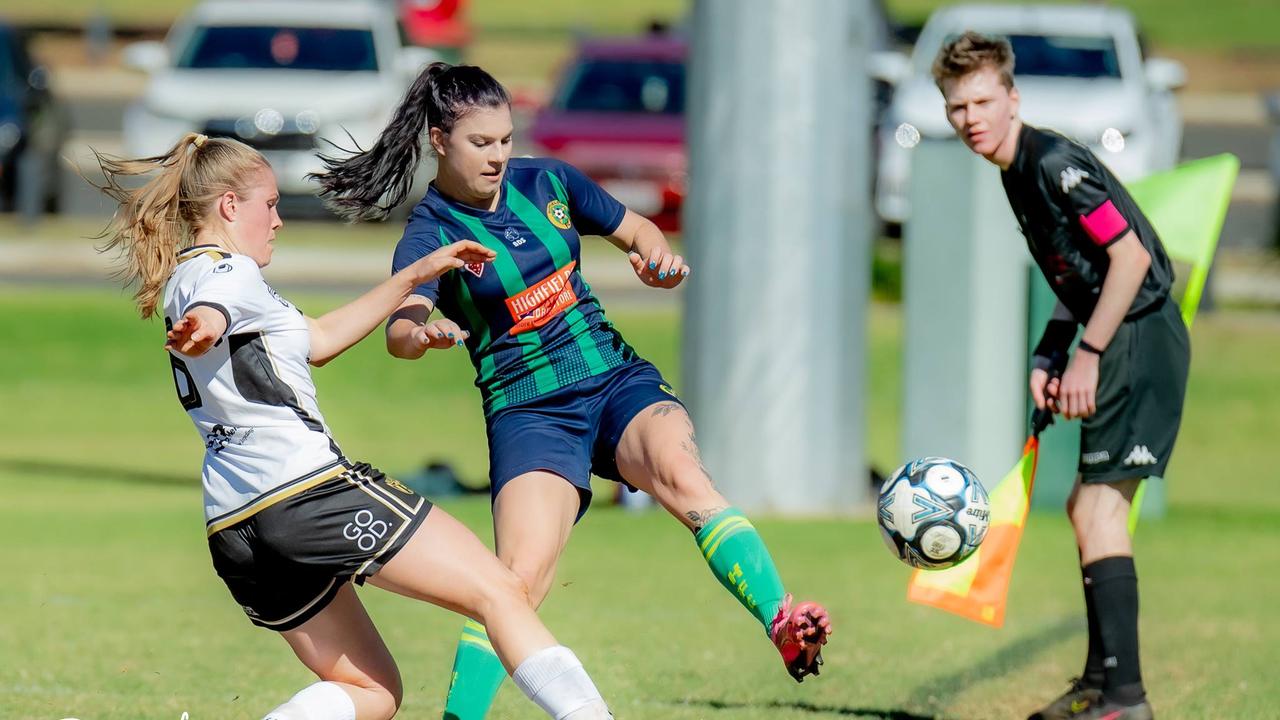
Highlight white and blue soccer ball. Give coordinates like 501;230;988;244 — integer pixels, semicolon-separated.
877;457;990;570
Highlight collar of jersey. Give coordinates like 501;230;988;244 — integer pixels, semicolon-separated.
425;180;510;220
1005;123;1037;177
176;244;229;262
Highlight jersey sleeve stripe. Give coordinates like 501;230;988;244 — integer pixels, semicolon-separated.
1079;199;1130;246
183;301;232;331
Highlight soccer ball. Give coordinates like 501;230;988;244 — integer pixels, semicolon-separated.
877;457;990;570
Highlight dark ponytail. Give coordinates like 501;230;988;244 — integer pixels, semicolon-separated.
311;62;510;221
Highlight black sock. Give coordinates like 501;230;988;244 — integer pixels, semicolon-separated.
1080;562;1106;689
1085;556;1146;705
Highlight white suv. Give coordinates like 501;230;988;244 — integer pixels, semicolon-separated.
872;3;1185;225
123;0;436;198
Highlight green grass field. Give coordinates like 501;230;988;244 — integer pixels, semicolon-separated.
2;286;1278;719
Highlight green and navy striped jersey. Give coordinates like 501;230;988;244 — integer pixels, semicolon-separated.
392;157;639;415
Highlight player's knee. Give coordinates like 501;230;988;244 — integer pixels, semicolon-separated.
481;564;538;617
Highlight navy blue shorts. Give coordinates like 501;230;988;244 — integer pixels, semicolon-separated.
485;360;682;520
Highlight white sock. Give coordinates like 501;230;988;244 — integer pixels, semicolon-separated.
512;646;612;719
261;681;357;720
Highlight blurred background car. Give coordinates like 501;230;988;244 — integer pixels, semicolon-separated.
121;0;437;213
872;3;1186;227
0;22;68;214
528;27;687;232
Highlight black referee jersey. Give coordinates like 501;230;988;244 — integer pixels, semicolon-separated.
1000;123;1175;321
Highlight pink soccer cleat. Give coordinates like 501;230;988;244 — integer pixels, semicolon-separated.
768;593;832;682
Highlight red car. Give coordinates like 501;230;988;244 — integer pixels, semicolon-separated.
528;34;686;232
398;0;470;54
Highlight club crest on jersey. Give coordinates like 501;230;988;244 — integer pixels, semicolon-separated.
547;199;572;229
1060;166;1090;194
505;227;526;247
464;261;485;278
505;260;578;334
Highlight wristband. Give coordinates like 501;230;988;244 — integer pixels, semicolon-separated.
1077;339;1104;356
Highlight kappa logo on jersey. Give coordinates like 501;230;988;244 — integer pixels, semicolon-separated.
505;227;526;247
213;262;234;274
1060;166;1090;194
505;260;578;334
1123;445;1159;466
546;199;572;229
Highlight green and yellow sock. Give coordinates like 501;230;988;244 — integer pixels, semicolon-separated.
441;620;507;720
694;507;787;634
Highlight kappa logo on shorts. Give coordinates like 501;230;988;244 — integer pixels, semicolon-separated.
547;199;572;229
1060;166;1090;194
1123;445;1159;466
343;509;390;552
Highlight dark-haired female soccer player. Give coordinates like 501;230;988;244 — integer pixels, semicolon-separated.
312;62;833;719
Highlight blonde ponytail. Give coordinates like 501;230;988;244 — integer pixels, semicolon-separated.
88;133;268;318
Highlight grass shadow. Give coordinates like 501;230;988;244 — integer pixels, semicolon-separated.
0;457;191;487
907;614;1083;712
669;699;944;719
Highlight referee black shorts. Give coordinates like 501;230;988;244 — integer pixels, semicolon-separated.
1079;298;1190;483
207;461;432;631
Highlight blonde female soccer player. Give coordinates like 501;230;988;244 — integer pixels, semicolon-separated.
92;133;614;720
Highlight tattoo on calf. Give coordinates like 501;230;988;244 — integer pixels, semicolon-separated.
687;506;729;532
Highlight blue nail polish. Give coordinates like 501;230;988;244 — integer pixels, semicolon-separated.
658;272;666;280
649;261;656;270
447;333;454;338
456;339;464;346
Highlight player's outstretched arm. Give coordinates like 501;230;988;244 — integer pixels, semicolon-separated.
386;298;470;360
165;306;229;357
308;241;494;366
608;209;690;289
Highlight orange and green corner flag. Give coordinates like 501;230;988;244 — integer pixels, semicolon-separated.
906;153;1239;628
906;431;1043;627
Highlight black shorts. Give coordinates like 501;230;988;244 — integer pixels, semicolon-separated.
1079;299;1190;483
207;461;432;631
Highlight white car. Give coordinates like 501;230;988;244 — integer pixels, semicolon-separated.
872;4;1185;225
123;0;437;198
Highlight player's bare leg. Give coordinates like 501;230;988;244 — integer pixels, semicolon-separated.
615;401;832;682
368;506;610;719
437;472;588;719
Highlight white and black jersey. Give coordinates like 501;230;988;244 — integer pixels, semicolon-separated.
161;245;342;529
